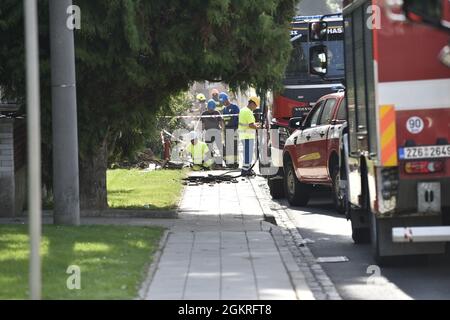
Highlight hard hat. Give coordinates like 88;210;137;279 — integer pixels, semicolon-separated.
249;96;261;108
219;92;229;103
189;131;198;141
196;93;206;102
207;99;217;110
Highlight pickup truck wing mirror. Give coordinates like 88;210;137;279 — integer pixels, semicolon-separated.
289;117;304;130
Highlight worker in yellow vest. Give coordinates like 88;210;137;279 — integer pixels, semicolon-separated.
186;131;214;170
238;96;261;176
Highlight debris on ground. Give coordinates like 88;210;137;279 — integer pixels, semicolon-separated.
110;147;190;171
182;173;241;185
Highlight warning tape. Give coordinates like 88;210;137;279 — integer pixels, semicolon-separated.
160;114;239;119
160;112;263;119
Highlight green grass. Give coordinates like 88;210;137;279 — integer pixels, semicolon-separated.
0;225;164;300
107;169;187;210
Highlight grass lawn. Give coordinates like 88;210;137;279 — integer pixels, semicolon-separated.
0;225;164;300
107;169;187;210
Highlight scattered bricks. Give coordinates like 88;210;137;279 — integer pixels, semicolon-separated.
0;144;13;150
1;160;13;168
0;155;13;161
0;149;13;156
0;133;13;139
0;118;23;218
0;174;14;216
0;126;13;134
0;138;13;145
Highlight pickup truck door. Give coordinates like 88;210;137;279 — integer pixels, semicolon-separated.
296;101;325;179
313;98;337;180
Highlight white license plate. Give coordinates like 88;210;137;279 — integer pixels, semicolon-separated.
399;145;450;160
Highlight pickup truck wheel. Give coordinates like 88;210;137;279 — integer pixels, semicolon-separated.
332;166;346;215
268;178;285;199
284;159;310;206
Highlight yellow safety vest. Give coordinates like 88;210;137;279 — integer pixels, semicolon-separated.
187;141;212;166
238;107;256;140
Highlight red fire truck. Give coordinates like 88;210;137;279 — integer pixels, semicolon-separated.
328;0;450;263
260;14;345;198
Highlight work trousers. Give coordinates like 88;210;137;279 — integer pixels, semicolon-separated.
242;139;255;172
204;129;223;165
223;128;239;166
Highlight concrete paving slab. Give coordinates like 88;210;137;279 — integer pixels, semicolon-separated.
142;171;314;300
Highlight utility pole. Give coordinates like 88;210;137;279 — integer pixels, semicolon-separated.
24;0;42;300
49;0;80;225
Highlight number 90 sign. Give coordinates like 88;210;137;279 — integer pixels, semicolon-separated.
406;116;424;134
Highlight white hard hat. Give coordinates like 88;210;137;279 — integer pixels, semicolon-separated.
189;131;198;140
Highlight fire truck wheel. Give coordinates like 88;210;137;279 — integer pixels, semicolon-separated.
268;178;285;199
331;165;345;215
284;158;310;206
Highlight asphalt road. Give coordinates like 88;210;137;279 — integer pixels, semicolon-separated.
275;190;450;300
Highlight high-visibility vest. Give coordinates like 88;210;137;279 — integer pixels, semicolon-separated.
238;107;256;140
187;141;211;165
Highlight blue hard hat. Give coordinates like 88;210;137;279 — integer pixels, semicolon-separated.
219;92;229;103
207;99;217;110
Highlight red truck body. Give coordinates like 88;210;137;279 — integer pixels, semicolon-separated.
282;91;347;212
284;92;345;185
341;0;450;262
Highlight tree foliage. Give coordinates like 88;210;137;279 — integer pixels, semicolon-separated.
0;0;298;209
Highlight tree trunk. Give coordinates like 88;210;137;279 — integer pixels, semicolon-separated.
79;138;109;210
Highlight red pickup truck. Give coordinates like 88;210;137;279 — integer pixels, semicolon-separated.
282;91;347;213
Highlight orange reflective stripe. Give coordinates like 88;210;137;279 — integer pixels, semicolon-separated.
379;105;398;167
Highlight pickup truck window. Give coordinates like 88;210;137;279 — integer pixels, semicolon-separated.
305;101;324;128
336;99;347;120
319;99;336;125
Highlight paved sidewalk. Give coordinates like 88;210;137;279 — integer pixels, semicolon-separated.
145;173;312;300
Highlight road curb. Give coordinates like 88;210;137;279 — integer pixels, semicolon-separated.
269;224;316;300
137;229;171;300
250;177;316;300
21;209;179;219
81;209;178;219
250;177;342;300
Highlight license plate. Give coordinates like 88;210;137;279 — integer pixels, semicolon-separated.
399;145;450;160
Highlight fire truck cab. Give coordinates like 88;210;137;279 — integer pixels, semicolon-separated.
327;0;450;263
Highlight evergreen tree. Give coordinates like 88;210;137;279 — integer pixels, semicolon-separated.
0;0;298;210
